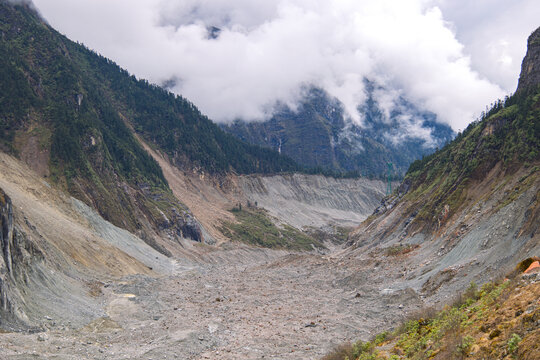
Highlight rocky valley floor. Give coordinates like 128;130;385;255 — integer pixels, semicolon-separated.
0;151;537;359
0;245;426;360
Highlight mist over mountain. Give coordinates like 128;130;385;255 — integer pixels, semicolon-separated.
31;0;538;133
223;85;455;177
0;1;539;359
0;0;299;248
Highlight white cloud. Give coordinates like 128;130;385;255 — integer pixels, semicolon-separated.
434;0;539;92
384;115;437;148
32;0;536;130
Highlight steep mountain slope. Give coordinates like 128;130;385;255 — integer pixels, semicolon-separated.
1;1;536;357
316;28;540;359
0;152;174;331
223;86;454;177
347;26;540;305
0;1;300;247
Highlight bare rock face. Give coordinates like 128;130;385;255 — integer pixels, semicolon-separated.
517;26;540;92
239;174;388;229
0;188;16;324
178;214;203;243
0;188;28;329
1;188;14;275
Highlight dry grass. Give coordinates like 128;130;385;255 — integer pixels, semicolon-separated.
321;260;540;360
322;342;359;360
384;244;419;257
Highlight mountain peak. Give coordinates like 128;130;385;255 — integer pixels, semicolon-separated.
517;26;540;92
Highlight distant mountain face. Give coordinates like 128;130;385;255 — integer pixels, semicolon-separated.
222;85;455;177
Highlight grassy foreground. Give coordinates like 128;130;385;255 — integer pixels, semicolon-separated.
323;260;539;360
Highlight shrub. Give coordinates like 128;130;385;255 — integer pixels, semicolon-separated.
507;333;521;356
373;331;388;346
321;342;360;360
455;335;474;356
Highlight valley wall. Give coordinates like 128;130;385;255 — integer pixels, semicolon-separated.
239;174;388;229
140;140;390;244
348;163;540;307
0;153;174;330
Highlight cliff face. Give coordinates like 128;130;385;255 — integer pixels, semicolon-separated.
0;188;46;329
0;188;15;324
517;26;540;92
0;189;14;276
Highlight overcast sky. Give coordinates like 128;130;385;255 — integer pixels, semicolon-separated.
32;0;539;131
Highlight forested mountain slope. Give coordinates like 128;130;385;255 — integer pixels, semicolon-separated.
0;1;298;245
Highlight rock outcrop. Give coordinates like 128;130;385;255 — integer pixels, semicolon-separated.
0;188;15;325
517;26;540;92
1;188;14;276
0;188;44;329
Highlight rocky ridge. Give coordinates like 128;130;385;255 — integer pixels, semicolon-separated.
517;27;540;92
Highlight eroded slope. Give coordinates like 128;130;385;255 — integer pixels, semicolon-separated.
348;26;540;312
0;153;174;330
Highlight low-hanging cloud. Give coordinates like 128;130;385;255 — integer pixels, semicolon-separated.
32;0;534;130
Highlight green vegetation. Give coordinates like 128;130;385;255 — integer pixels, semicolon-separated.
390;280;513;359
324;271;540;360
219;208;325;251
322;340;381;360
86;54;300;175
402;86;540;230
305;226;353;245
0;1;302;239
0;1;175;233
383;244;419;257
507;333;522;357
